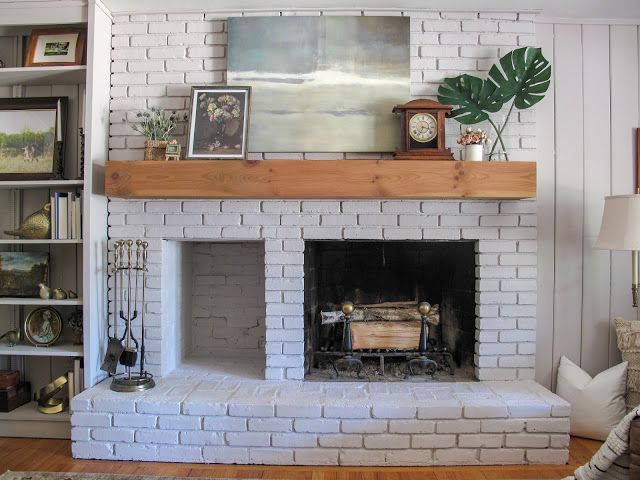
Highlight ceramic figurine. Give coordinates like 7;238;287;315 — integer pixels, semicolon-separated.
38;283;52;300
0;329;20;346
53;288;68;300
68;290;78;299
4;203;51;239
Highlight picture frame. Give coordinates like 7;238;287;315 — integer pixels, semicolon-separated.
0;252;49;298
0;97;67;180
24;307;63;347
186;86;251;160
25;28;86;67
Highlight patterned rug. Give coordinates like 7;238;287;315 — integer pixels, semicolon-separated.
0;473;256;480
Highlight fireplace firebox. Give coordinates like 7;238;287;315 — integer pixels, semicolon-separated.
303;240;476;381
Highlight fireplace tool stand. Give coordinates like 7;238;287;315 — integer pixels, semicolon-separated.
107;239;155;392
332;302;364;378
408;302;440;376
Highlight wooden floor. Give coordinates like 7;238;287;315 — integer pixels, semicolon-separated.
0;437;600;480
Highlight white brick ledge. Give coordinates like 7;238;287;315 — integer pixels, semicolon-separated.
72;377;568;466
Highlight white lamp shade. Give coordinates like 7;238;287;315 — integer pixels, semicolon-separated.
595;194;640;251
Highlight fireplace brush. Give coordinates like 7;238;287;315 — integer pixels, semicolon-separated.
101;239;155;392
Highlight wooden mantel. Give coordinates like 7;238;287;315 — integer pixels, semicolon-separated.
105;159;536;200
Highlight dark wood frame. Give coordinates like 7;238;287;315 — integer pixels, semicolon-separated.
0;251;49;298
0;97;67;180
24;28;86;67
186;86;251;160
393;99;454;160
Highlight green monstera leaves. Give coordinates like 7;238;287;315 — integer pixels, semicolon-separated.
488;47;551;109
437;74;503;125
437;47;551;159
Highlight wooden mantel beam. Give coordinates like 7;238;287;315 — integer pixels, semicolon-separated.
105;159;536;200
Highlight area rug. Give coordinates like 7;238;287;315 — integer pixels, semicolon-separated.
0;473;259;480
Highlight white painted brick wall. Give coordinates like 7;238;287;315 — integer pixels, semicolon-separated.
191;242;265;354
109;11;536;161
108;199;536;382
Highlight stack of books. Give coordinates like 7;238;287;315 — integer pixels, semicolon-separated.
50;192;82;240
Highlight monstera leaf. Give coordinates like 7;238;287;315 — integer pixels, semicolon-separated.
488;46;551;109
437;74;504;125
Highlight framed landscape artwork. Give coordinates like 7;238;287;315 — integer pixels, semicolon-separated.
186;86;251;159
25;28;86;66
0;97;67;180
228;16;409;152
0;252;49;298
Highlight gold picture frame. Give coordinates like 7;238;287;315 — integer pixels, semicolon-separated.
25;28;86;67
24;307;63;347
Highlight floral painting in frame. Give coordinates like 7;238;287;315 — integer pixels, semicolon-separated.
186;86;251;159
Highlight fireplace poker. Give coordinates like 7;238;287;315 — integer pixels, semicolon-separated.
140;241;148;376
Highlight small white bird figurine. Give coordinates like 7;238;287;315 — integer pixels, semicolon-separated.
39;283;51;300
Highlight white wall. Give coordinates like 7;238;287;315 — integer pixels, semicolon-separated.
536;20;640;389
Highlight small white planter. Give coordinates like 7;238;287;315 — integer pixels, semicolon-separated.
464;144;484;161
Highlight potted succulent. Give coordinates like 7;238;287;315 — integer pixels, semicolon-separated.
128;108;186;161
457;128;491;161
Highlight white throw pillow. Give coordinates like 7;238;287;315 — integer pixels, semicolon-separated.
556;356;627;441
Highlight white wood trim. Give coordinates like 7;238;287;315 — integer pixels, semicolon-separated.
0;298;83;305
0;343;83;357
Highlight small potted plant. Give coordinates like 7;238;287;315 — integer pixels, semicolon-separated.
128;108;185;161
457;127;491;161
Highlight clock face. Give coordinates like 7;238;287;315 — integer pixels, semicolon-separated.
409;113;437;143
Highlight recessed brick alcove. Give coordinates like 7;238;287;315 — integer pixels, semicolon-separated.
72;198;570;466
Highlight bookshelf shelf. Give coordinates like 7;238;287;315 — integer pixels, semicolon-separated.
0;342;83;357
0;180;84;190
0;298;83;306
0;66;87;86
0;239;83;244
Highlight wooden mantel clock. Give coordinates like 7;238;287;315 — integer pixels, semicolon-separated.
392;99;454;160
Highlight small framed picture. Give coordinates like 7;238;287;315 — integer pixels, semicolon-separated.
186;86;251;159
0;97;67;180
25;28;86;67
24;307;63;347
0;252;49;297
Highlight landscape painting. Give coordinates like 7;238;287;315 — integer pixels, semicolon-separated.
0;108;56;176
228;16;409;152
0;252;49;297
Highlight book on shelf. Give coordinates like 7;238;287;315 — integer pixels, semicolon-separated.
50;192;82;240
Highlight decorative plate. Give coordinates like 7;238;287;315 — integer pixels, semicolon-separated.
24;307;63;346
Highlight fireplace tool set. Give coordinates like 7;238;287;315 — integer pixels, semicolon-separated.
100;239;155;392
332;301;455;378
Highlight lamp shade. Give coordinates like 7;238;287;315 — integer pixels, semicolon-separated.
595;194;640;251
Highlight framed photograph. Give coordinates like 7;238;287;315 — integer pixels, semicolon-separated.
24;307;63;347
25;28;86;67
186;86;251;159
0;252;49;298
0;97;67;180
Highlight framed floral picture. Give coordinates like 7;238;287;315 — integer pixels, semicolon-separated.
25;28;86;67
186;86;251;159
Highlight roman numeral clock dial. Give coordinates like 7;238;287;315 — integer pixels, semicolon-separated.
409;113;437;143
392;99;454;160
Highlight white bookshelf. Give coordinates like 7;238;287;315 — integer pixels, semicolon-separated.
0;66;87;86
0;180;84;190
0;343;83;357
0;298;83;306
0;239;83;244
0;4;110;440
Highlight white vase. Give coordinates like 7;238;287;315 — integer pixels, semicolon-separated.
464;144;484;161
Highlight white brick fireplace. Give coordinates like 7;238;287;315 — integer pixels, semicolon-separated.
72;198;570;466
71;7;571;468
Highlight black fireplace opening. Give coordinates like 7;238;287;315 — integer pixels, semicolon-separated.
303;240;476;381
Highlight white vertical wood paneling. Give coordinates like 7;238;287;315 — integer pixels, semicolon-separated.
609;25;640;366
537;22;640;386
581;24;612;376
552;24;585;376
536;23;556;389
